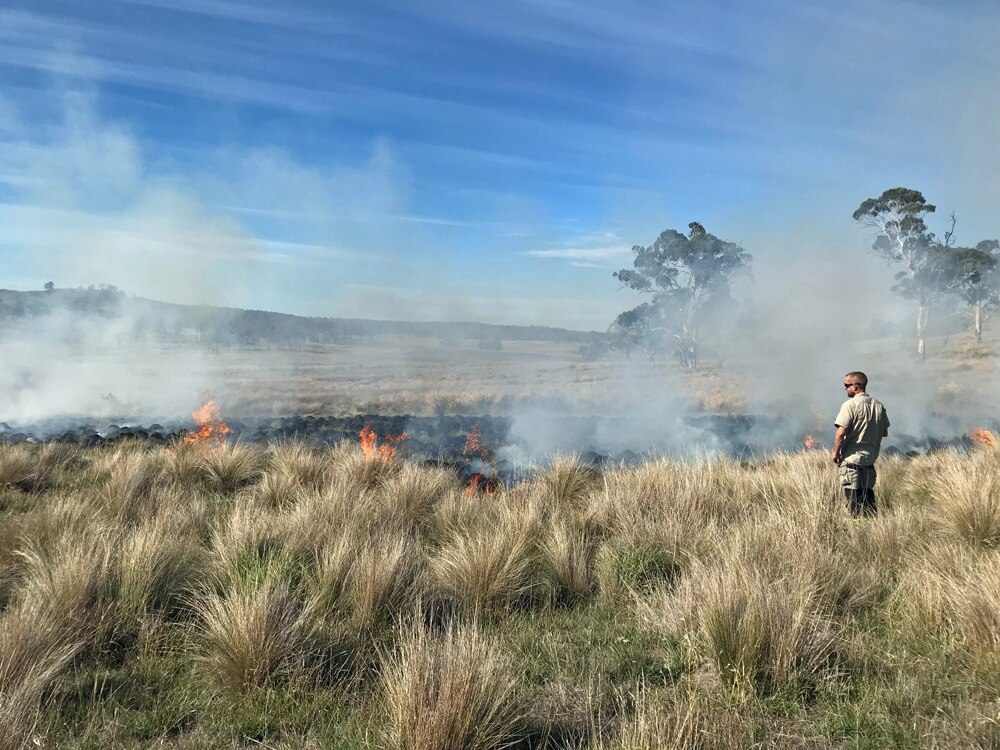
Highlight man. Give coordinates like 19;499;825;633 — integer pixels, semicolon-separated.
832;371;890;517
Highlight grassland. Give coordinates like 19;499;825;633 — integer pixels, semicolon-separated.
2;438;999;749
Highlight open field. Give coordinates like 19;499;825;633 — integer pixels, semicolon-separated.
2;439;999;749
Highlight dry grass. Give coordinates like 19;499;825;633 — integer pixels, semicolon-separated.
113;505;205;628
268;442;332;492
593;687;753;750
383;622;522;750
540;518;597;603
924;449;1000;548
196;574;313;693
0;608;86;750
198;442;266;493
2;440;1000;747
310;528;423;632
1;529;111;750
430;518;539;616
537;455;600;510
377;463;457;532
0;443;72;492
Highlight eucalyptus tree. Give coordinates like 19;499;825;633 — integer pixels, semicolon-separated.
612;222;751;369
852;188;948;360
942;240;999;343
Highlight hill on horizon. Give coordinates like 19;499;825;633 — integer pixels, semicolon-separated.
0;286;597;349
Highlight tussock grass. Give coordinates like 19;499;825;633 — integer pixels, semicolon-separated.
537;454;600;510
93;449;158;523
197;576;313;693
430;518;538;616
199;442;265;493
310;529;423;632
540;518;597;603
281;478;372;557
332;441;404;491
925;450;1000;547
4;440;1000;747
0;443;71;492
210;501;289;587
1;530;111;750
377;463;457;531
269;441;332;492
594;687;752;750
113;506;205;628
638;511;866;696
383;623;522;750
0;607;86;750
158;439;204;486
15;530;112;625
249;468;302;510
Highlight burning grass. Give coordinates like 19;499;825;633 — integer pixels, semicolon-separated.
0;440;999;748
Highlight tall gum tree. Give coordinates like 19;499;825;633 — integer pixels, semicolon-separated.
612;222;751;369
852;188;943;360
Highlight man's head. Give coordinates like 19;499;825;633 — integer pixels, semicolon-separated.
844;371;867;396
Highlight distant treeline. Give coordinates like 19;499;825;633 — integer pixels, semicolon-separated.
0;287;596;348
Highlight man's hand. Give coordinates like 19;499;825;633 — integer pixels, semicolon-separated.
832;425;847;466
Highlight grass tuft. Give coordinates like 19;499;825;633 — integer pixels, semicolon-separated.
383;623;522;750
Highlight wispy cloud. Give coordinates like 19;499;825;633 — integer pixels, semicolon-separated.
525;247;630;262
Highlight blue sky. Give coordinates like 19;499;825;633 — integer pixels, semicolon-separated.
1;0;998;328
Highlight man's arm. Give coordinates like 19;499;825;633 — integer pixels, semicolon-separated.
833;425;847;465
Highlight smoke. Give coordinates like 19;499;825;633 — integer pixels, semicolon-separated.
0;300;218;424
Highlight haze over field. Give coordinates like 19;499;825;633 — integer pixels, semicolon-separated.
1;1;999;452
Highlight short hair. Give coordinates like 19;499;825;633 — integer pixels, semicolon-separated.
845;371;868;389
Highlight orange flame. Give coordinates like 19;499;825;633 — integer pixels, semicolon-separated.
463;426;492;462
462;425;498;496
359;425;409;462
803;434;821;450
969;428;996;448
186;396;231;445
463;472;498;497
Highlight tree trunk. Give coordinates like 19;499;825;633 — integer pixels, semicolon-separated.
974;303;983;344
917;300;929;361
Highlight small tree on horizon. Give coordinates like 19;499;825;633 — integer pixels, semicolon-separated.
43;281;54;292
611;222;751;368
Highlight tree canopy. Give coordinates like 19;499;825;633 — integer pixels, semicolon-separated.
610;222;751;368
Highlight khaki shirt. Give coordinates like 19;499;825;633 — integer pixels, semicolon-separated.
835;392;890;466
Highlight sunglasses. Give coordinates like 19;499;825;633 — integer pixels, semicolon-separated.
844;383;860;389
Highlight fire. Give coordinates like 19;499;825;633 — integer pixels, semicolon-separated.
463;426;492;462
186;395;231;445
359;425;409;462
803;434;821;450
463;472;498;497
968;428;997;448
462;425;498;496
